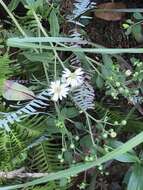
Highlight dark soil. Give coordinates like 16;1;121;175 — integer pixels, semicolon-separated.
87;18;137;48
87;1;143;48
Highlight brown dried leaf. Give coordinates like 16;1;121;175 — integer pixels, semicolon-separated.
95;2;126;21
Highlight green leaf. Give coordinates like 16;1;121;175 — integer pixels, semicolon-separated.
132;24;143;43
133;12;143;20
127;164;143;190
80;135;93;148
26;0;43;10
75;122;84;130
102;54;113;68
96;75;104;88
101;55;113;78
7;37;143;54
115;153;139;163
108;140;139;163
125;27;132;35
8;0;21;11
49;9;59;37
64;151;73;164
23;51;53;62
61;107;79;119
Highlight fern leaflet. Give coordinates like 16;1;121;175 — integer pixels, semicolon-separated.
72;81;95;111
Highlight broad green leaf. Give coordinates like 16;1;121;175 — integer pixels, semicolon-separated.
132;24;143;43
2;80;35;101
115;153;139;163
123;169;132;185
49;9;59;37
133;12;143;20
108;140;139;163
127;164;143;190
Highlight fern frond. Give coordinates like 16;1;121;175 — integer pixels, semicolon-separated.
0;114;47;170
26;136;73;190
27;137;63;173
0;89;50;130
0;54;12;92
70;0;96;20
72;81;95;111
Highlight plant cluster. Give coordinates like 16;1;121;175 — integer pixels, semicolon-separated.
0;0;143;190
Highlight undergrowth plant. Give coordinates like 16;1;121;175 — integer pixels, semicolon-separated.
0;0;143;189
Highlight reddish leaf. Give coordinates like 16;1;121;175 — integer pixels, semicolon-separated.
95;2;126;21
2;80;35;101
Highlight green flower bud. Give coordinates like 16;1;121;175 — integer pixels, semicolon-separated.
70;143;75;149
85;156;89;162
58;154;62;159
115;82;120;87
114;121;119;125
98;165;103;171
119;87;124;93
102;133;108;139
60;159;64;163
121;120;127;126
122;23;130;29
75;136;80;141
62;148;66;152
89;156;94;161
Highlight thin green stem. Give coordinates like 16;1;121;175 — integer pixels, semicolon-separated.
54;56;57;80
85;112;96;147
38;29;49;84
32;10;65;69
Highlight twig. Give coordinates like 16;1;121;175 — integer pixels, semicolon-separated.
0;167;48;179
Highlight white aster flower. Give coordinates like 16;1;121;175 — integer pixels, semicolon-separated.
62;68;84;88
48;80;69;101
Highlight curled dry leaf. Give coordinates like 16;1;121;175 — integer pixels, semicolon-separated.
95;2;126;21
2;80;35;101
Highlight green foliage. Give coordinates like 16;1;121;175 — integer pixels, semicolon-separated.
27;137;62;172
0;0;143;190
127;164;143;190
123;12;143;42
0;114;47;171
0;54;12;93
